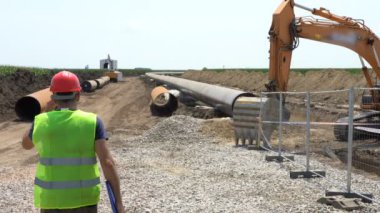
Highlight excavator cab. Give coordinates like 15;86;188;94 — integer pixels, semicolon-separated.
361;85;380;110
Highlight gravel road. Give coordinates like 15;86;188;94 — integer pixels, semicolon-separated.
0;115;379;212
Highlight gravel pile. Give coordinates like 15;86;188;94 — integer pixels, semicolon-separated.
0;115;379;212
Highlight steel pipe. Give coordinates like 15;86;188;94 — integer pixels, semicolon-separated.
81;80;98;92
146;73;254;116
150;86;178;116
146;73;290;148
100;76;111;82
94;77;109;89
15;88;55;120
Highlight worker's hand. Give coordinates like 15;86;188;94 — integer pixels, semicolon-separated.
117;202;125;213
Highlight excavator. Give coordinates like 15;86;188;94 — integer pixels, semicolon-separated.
267;0;380;141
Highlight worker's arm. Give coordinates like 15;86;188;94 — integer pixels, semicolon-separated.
22;127;34;150
22;107;54;150
95;140;124;212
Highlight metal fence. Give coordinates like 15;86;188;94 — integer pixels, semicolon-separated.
257;88;380;204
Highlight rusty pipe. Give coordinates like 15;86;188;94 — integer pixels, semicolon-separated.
150;86;178;115
151;86;171;106
81;80;98;92
15;88;55;120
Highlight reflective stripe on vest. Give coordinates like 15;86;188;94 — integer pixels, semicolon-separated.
40;157;97;166
35;177;100;189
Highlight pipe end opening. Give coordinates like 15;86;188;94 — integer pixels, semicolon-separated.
15;97;41;120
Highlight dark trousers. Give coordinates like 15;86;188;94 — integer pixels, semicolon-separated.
40;205;97;213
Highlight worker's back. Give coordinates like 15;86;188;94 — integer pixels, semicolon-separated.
33;109;101;209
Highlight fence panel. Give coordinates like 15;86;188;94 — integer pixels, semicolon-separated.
259;88;379;205
348;88;380;202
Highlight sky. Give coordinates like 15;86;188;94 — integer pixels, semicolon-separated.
0;0;379;69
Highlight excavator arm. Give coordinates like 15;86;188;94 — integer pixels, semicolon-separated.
268;0;380;102
296;18;380;87
267;0;296;92
266;0;380;142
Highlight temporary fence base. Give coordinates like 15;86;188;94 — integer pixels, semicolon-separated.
247;145;269;151
265;155;294;162
234;144;247;148
317;196;364;211
290;170;326;179
326;190;374;203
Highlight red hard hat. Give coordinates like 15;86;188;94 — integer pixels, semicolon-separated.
50;71;81;93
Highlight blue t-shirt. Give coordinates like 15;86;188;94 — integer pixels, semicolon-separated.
29;116;108;141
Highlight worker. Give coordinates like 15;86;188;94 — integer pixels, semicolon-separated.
21;71;124;213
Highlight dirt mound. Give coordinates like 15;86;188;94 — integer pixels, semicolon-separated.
182;70;367;105
182;69;366;92
292;69;366;91
0;69;104;122
0;69;50;122
182;70;268;91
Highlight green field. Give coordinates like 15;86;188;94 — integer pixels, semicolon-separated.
202;67;363;74
0;66;150;76
0;66;363;76
0;66;51;76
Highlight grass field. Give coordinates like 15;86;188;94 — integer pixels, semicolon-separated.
202;68;363;74
0;66;149;76
0;66;363;76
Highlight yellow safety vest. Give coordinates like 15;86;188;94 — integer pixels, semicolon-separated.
33;110;100;209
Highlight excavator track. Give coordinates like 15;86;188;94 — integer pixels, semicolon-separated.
334;111;380;141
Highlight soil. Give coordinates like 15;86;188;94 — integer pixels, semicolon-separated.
182;69;367;92
0;69;379;178
0;69;50;122
182;70;371;108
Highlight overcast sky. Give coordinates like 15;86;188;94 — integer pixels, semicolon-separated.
0;0;379;69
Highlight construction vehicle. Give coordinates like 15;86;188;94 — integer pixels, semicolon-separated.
105;71;123;82
267;0;380;141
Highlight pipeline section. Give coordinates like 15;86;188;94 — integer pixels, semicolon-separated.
81;80;98;92
95;76;110;89
145;72;289;148
150;86;179;116
82;76;111;92
16;75;112;120
145;73;254;116
15;88;55;120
